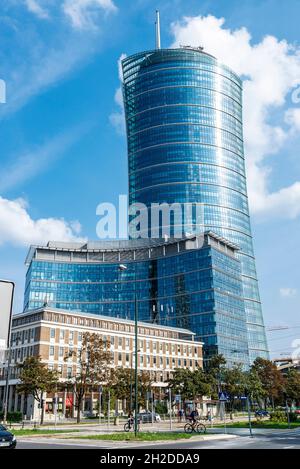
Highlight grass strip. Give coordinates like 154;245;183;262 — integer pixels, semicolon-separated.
68;432;195;441
11;429;81;436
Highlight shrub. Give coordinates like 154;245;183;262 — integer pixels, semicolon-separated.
269;410;287;422
0;411;22;423
288;412;299;423
154;401;168;415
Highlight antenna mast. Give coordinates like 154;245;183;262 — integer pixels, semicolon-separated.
155;10;161;49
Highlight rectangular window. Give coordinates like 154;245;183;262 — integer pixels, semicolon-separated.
49;346;54;356
60;330;65;340
50;328;55;339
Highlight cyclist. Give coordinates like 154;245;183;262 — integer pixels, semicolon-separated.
189;408;199;425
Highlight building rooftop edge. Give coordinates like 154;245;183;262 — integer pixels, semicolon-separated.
24;231;240;265
121;47;241;84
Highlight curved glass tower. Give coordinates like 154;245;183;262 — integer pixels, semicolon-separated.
122;47;268;361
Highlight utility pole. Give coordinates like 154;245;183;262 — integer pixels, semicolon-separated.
169;388;173;431
119;264;139;436
134;291;138;436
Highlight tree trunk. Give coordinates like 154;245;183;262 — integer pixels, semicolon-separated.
76;398;81;423
40;392;45;425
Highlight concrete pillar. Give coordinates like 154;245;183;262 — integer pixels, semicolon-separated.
62;390;66;417
20;394;25;416
72;392;76;419
27;395;37;421
8;385;14;412
14;388;18;412
90;392;94;415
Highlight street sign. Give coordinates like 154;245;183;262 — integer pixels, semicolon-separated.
0;280;14;362
175;394;181;402
218;392;229;402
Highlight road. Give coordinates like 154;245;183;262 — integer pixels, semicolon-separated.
15;428;300;450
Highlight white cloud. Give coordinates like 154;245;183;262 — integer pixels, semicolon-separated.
25;0;49;19
0;123;92;193
0;1;118;120
63;0;117;30
280;288;297;298
285;107;300;133
0;39;96;119
171;15;300;220
109;53;126;135
0;197;86;247
110;86;125;135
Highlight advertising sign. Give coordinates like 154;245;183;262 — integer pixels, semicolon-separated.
0;280;14;362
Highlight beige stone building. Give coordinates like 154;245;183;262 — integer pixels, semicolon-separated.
0;307;203;421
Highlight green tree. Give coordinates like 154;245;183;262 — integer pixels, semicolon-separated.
245;368;266;407
138;371;153;410
169;369;196;401
17;356;59;425
251;358;284;408
169;368;211;402
111;368;133;413
223;365;247;417
284;369;300;403
66;332;113;423
205;354;227;399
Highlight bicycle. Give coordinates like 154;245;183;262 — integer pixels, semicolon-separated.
184;418;206;434
124;418;141;432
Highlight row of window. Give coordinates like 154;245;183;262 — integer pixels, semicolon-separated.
125;69;242;103
128;124;244;157
128;143;246;175
125;87;243;123
129;163;247;195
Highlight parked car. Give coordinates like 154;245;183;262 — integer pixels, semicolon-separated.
255;410;269;417
0;425;16;449
137;412;161;423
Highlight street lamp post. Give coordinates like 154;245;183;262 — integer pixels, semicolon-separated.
119;264;139;436
134;293;138;436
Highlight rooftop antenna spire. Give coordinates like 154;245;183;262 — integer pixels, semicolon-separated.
155;10;161;49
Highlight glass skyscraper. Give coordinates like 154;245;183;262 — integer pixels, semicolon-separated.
122;47;268;361
24;233;250;367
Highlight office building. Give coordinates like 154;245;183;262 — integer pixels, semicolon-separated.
24;232;249;366
0;306;202;421
122;40;268;361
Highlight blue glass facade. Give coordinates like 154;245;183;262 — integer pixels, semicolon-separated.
122;48;268;361
24;235;249;367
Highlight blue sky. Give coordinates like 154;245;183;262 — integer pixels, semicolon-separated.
1;0;300;359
